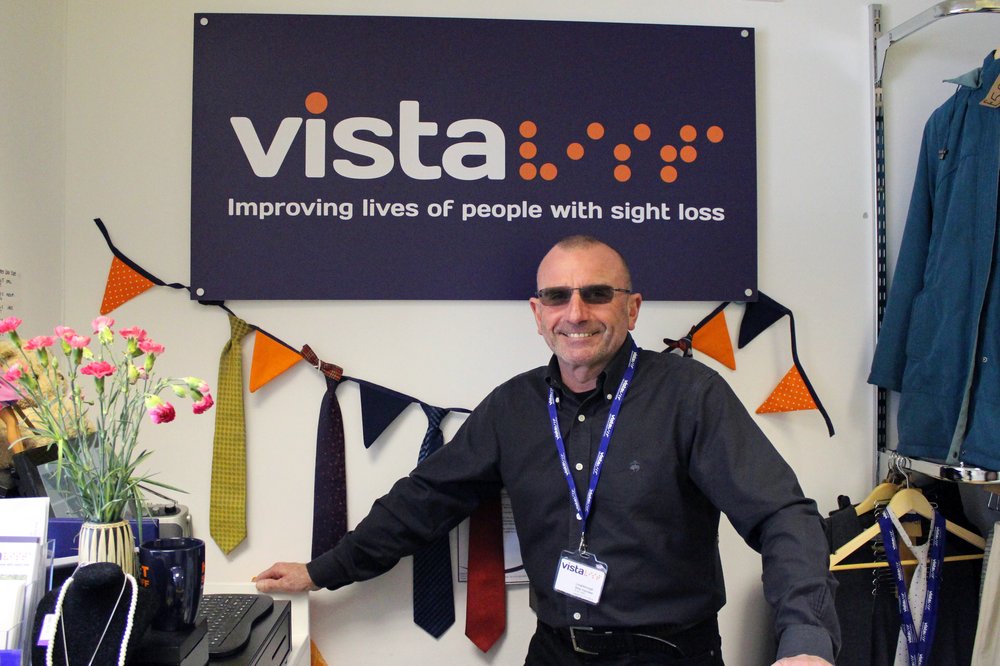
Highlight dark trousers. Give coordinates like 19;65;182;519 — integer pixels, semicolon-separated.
524;618;725;666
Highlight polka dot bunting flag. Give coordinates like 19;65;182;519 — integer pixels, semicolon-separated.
100;256;155;315
756;365;818;413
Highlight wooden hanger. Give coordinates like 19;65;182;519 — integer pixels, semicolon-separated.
829;487;985;571
852;481;901;516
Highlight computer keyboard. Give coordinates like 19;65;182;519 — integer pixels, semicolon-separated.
197;593;274;657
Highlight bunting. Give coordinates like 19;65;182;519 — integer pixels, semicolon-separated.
359;384;413;449
757;365;817;413
691;309;735;370
664;301;735;370
664;294;834;436
249;331;304;392
100;256;156;314
310;640;329;666
738;292;790;349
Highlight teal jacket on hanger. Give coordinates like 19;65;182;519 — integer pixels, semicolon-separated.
869;51;1000;470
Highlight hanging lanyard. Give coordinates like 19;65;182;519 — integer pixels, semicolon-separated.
877;509;944;666
547;344;638;551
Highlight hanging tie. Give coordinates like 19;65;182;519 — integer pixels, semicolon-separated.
299;345;347;559
465;491;506;652
311;374;347;559
210;314;253;554
412;404;455;638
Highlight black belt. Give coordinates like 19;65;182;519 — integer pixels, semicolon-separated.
541;615;720;657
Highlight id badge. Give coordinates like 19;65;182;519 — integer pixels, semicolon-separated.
553;550;608;605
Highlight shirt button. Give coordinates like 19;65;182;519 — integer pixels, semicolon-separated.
573;612;582;621
606;393;613;400
575;462;584;471
983;356;989;363
577;414;586;422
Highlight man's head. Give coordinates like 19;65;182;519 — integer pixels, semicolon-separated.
530;236;641;392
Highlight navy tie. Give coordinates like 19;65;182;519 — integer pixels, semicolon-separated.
311;375;347;559
412;404;455;638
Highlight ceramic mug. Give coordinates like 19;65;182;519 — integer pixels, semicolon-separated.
139;537;205;631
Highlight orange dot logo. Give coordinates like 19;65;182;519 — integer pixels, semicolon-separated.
305;92;328;115
513;121;724;185
586;123;605;140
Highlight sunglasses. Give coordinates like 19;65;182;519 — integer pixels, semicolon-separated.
533;285;632;306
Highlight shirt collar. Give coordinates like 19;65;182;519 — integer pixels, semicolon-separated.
544;333;636;396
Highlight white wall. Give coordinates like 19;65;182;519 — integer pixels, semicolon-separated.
6;0;997;663
0;0;66;329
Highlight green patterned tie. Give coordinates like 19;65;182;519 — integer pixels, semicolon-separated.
210;315;253;554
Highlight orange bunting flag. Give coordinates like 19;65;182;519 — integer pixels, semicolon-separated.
310;640;329;666
756;365;818;413
100;256;155;315
249;331;303;392
691;310;735;370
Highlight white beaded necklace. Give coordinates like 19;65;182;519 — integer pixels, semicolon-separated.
45;572;139;666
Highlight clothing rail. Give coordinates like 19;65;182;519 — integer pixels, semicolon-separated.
874;1;1000;84
869;1;1000;485
887;453;1000;484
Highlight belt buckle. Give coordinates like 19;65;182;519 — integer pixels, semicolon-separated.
569;626;599;655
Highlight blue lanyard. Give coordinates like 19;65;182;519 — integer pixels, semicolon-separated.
547;344;638;551
878;509;944;666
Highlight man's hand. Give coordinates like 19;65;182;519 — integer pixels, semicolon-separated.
772;656;833;666
254;562;320;593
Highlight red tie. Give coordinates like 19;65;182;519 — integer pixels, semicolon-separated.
465;492;506;652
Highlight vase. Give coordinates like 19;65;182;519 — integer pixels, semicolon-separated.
77;520;137;575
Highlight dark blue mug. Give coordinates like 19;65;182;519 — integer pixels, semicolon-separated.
139;537;205;631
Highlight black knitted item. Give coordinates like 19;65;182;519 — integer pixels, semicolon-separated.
31;562;158;665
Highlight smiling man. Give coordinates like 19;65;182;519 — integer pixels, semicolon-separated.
530;239;640;393
256;235;839;665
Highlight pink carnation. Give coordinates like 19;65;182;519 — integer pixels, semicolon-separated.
91;316;115;333
138;338;165;354
192;393;214;414
148;401;176;424
24;336;56;350
0;317;21;334
54;326;77;340
67;335;91;349
80;361;115;378
119;326;148;341
3;364;22;383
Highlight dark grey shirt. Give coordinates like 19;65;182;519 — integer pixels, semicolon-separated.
308;336;839;661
